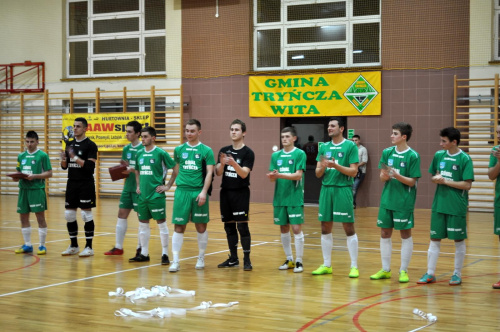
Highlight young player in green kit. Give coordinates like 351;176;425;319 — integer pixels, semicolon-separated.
370;122;421;283
13;131;53;254
130;126;176;264
487;124;500;289
165;119;215;272
418;127;474;286
267;127;306;273
105;121;143;257
312;117;360;277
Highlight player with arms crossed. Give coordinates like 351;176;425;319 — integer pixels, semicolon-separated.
13;131;53;254
105;121;143;257
165;119;215;272
370;122;421;283
267;127;306;273
418;127;474;286
216;119;255;271
60;117;98;257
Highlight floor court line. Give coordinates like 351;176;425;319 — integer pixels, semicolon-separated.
0;241;272;298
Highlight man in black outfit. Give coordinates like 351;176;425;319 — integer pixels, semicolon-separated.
59;117;98;257
215;119;255;271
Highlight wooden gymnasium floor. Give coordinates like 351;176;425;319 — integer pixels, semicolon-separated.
0;194;499;331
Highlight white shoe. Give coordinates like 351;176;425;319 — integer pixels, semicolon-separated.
169;261;180;272
293;262;304;273
61;245;79;256
195;256;205;270
79;247;94;257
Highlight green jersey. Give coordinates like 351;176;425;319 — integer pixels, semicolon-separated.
135;146;176;200
16;149;52;189
174;142;215;190
489;145;500;207
379;146;421;212
429;149;474;216
269;147;306;207
122;142;144;192
316;139;359;187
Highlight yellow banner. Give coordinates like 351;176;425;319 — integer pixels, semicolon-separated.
249;72;381;117
61;113;150;151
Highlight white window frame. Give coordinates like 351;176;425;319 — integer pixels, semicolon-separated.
66;0;166;78
253;0;381;71
495;1;500;61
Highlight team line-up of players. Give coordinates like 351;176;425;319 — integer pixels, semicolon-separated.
11;117;500;288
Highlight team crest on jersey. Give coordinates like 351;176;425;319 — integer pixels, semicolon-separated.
139;158;144;165
150;159;155;164
277;160;283;166
127;153;132;159
439;162;445;169
326;152;332;159
337;152;344;158
288;159;294;165
78;150;82;155
195;154;200;159
400;162;406;168
388;159;394;166
31;160;36;165
452;164;459;171
182;152;188;159
236;158;241;164
21;159;27;165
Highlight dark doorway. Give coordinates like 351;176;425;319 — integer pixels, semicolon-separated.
281;117;348;204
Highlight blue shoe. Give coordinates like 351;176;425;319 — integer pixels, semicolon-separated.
37;246;47;255
15;244;33;254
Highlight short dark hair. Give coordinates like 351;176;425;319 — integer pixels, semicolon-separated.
26;130;38;140
308;135;314;141
329;117;345;129
126;120;142;134
141;126;156;137
440;127;461;145
352;134;360;140
392;122;413;141
74;117;88;127
230;119;246;132
281;126;297;137
186;119;201;130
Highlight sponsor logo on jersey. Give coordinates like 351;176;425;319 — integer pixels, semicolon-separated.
439;161;445;169
127;153;132;159
182;152;188;159
326;152;332;159
277;160;283;166
236;158;241;164
22;159;27;165
388;159;394;166
139;158;144;165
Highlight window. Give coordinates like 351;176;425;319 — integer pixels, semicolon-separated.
253;0;380;71
67;0;166;78
495;1;500;60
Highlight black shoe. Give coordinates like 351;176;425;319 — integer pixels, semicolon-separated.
161;254;170;265
218;255;239;268
243;258;253;271
129;254;150;262
136;247;141;257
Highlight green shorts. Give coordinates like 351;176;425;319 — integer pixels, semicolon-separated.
377;207;414;230
273;206;304;226
172;188;209;225
430;211;467;240
318;186;354;223
17;188;47;214
495;207;500;235
119;190;139;212
137;195;166;221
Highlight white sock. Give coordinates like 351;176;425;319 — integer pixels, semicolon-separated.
172;232;184;263
158;222;169;256
281;232;293;261
347;234;358;268
294;232;304;263
454;241;466;277
381;238;392;271
138;223;150;256
427;241;441;275
38;227;47;247
321;233;333;267
22;227;32;246
400;237;413;272
115;218;127;249
137;226;141;249
197;231;208;257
